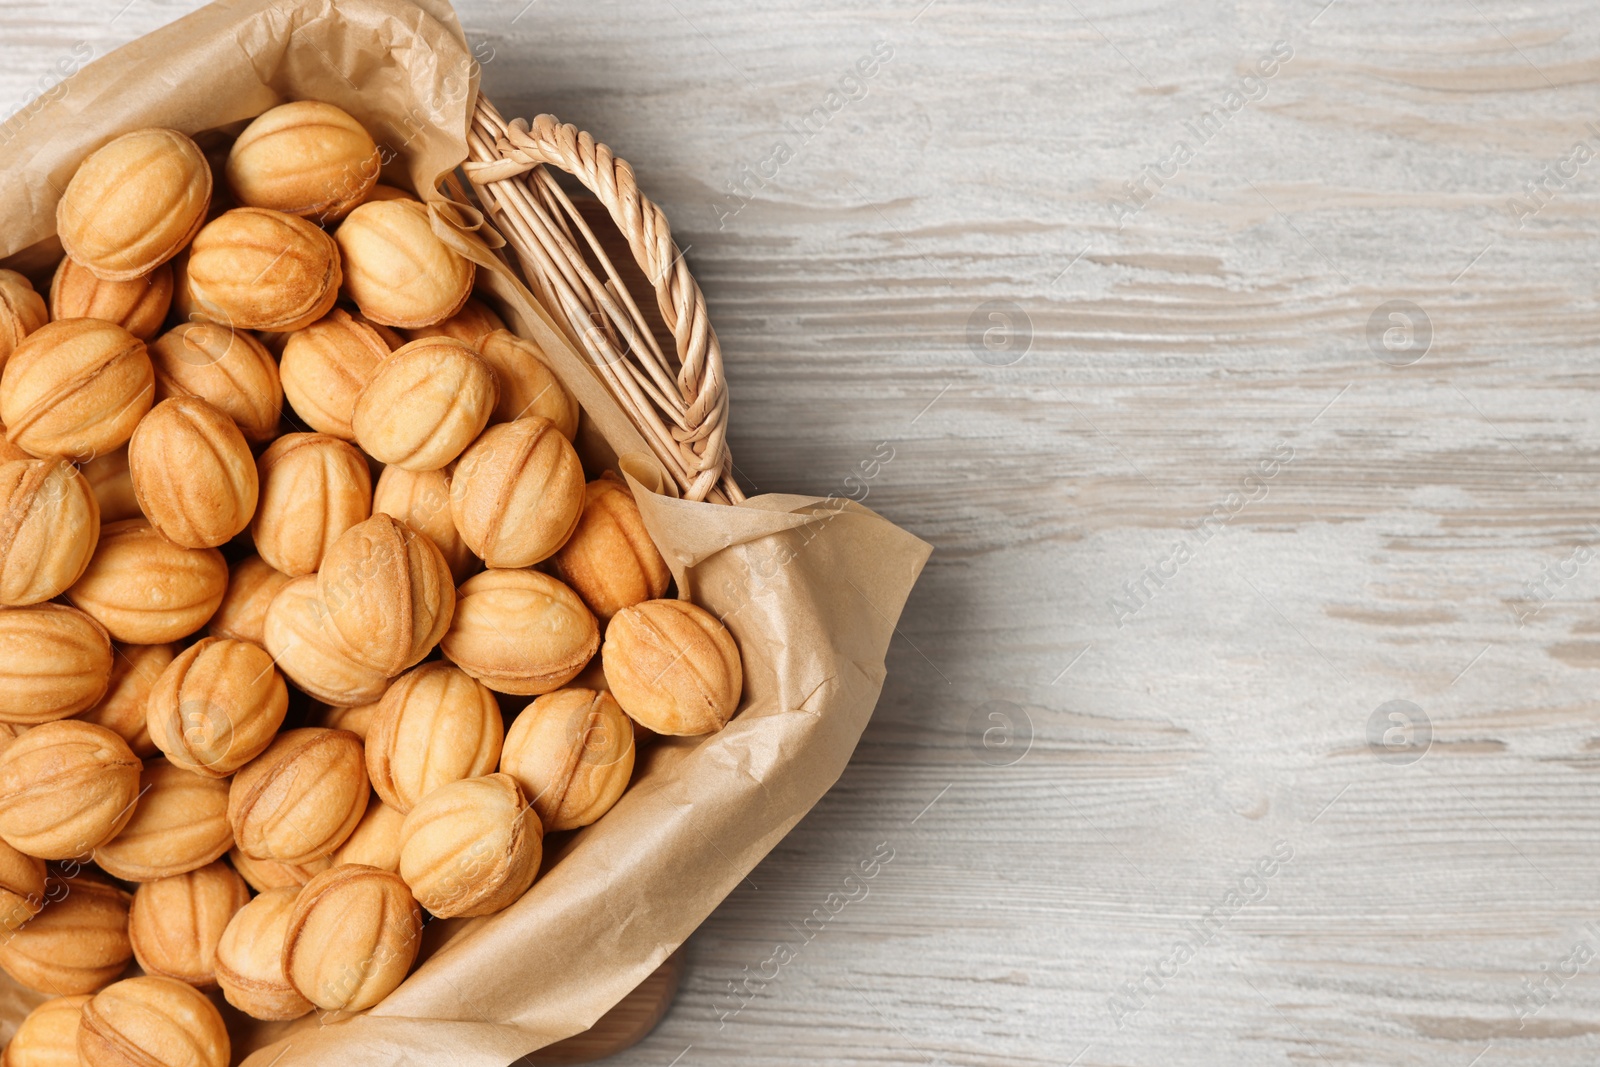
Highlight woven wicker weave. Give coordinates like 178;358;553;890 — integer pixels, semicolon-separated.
463;98;742;505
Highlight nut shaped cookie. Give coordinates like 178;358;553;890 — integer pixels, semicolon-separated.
148;321;282;444
0;874;131;995
352;337;496;471
500;688;635;831
364;663;501;813
0;604;113;725
226;101;381;222
227;728;367;864
128;397;258;549
602;599;742;736
261;575;389;706
251;433;371;576
398;773;540;918
127;862;250;987
56;129;211;282
550;477;671;621
317;515;455;677
66;520;227;644
93;759;232;881
0;271;48;372
0;721;141;859
278;308;392;440
0;459;100;606
146;637;288;777
282;864;421;1011
50;259;172;342
77;975;229;1067
449;417;584;568
440;569;597;696
186;208;341;332
0;320;153;461
335;199;474;329
213;887;312;1021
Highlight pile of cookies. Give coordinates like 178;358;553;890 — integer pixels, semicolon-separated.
0;100;743;1066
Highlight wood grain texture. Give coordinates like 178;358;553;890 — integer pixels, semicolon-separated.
7;1;1600;1064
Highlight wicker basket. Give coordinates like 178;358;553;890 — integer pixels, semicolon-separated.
0;7;935;1062
462;98;743;506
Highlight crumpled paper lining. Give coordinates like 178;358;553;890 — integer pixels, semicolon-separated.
0;1;931;1063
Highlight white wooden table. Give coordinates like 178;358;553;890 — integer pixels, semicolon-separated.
8;1;1600;1064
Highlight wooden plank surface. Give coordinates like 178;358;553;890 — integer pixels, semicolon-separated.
7;1;1600;1064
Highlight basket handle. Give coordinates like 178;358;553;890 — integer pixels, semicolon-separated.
463;98;740;504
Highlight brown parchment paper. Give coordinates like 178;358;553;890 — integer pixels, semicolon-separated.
0;1;931;1063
